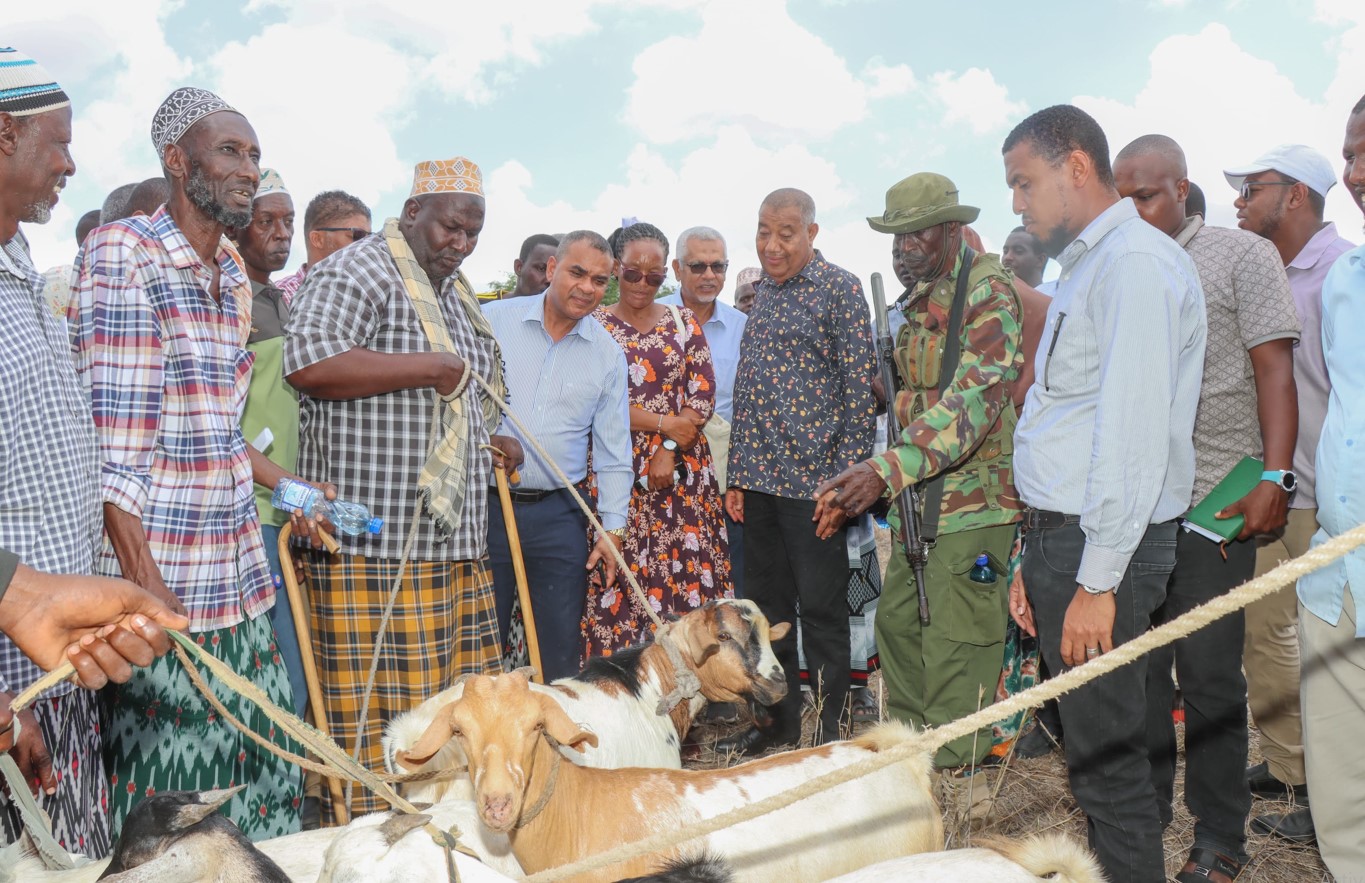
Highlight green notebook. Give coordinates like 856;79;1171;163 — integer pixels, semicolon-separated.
1181;456;1264;543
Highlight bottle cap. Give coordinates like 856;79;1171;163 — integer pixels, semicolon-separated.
367;517;384;534
975;553;989;565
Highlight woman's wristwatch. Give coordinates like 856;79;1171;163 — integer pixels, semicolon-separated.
661;438;679;453
1261;469;1298;493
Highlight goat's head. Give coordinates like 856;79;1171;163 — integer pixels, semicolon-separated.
394;672;598;834
101;786;245;874
672;599;789;705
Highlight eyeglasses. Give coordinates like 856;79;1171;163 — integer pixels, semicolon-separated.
315;227;369;242
620;267;668;287
684;261;729;276
1239;181;1296;202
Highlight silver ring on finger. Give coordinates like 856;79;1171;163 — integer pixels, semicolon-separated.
1086;646;1099;656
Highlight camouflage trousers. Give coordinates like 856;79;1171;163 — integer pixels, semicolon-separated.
875;522;1014;767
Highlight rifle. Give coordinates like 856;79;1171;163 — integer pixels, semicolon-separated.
870;272;931;625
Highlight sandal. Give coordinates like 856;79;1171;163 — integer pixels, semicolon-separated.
1175;846;1244;883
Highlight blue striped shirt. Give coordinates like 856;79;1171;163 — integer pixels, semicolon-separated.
482;293;632;530
1014;198;1206;590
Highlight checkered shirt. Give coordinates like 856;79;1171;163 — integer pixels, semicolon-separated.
283;232;497;561
0;231;101;695
69;207;273;632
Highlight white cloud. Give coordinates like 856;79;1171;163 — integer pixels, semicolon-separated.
1074;22;1359;235
930;68;1028;135
864;60;917;100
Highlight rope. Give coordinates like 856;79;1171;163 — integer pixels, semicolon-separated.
517;522;1365;882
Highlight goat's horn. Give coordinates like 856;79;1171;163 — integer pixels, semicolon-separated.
377;812;433;847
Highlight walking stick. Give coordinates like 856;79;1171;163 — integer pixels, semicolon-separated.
277;523;350;825
492;463;544;684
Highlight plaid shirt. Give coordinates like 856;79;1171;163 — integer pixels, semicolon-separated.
0;231;101;695
275;264;306;305
283;232;497;561
70;207;273;632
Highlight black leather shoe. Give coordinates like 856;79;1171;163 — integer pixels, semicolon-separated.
714;726;797;757
1245;761;1308;802
1251;807;1315;844
1014;722;1061;759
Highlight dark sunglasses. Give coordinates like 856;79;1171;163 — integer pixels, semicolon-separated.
684;261;729;276
620;267;667;287
1238;181;1296;201
315;227;369;242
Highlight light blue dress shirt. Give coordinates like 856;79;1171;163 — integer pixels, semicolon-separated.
482;293;632;531
1298;243;1365;636
657;294;747;421
1013;198;1207;590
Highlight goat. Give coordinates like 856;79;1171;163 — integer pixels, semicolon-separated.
394;672;943;883
821;834;1106;882
384;598;790;805
316;809;520;883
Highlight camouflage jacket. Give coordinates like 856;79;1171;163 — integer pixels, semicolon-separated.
868;243;1024;534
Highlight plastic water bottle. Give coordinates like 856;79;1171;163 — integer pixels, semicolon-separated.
969;553;995;584
271;477;383;536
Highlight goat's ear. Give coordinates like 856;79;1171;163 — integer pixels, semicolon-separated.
395;703;457;769
377;812;432;848
768;622;792;642
537;694;599;753
171;785;245;830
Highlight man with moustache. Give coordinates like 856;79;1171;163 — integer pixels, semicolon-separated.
284;157;522;821
1221;144;1355;844
481;231;630;680
275;190;372;304
1115;134;1299;881
71;87;304;838
660;226;747;590
999;105;1206;883
725;188;877;751
815;173;1023;769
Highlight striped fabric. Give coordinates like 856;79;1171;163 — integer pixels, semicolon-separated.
69;206;274;631
0;47;70;116
305;553;501;821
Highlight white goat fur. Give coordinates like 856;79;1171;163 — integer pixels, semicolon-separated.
384;598;787;805
822;833;1107;882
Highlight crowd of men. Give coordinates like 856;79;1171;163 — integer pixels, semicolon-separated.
2;42;1365;883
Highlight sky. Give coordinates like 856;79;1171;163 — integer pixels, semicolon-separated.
10;0;1365;298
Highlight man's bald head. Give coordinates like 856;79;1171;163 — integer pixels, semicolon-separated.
1114;134;1191;238
760;187;816;226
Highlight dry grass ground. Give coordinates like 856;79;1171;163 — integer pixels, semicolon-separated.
685;528;1333;881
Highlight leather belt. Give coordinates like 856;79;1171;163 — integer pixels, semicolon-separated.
1021;508;1079;532
491;487;561;504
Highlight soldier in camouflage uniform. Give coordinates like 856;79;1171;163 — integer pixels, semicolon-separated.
816;172;1023;767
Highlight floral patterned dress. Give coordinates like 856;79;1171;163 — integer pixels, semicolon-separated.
582;305;733;656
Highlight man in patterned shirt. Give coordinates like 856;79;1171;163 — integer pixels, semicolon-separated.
816;173;1023;769
1115;135;1300;882
71;86;304;840
284;157;522;821
723;188;877;752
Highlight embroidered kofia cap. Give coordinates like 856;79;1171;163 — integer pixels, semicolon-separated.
735;267;763;286
254;168;289;201
0;47;70;117
151;87;236;156
409;157;484;198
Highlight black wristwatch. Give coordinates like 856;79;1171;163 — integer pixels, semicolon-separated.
661;438;679;452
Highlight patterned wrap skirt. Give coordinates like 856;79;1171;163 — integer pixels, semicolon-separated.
104;611;303;841
0;688;111;858
307;554;501;821
989;525;1041;757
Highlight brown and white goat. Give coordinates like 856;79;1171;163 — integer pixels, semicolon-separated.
394;672;943;883
384;598;789;804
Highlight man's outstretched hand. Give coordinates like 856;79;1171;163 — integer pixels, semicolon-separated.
0;566;189;689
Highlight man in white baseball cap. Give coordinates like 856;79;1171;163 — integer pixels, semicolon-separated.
1224;141;1357;848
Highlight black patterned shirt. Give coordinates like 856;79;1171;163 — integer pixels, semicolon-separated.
729;250;877;499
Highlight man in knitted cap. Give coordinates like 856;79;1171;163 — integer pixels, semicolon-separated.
284;157;522;821
71;86;304;840
814;172;1023;770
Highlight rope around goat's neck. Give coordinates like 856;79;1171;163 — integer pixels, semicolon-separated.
515;734;564;830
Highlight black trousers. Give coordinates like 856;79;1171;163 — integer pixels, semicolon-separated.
1146;528;1254;859
742;490;850;743
486;489;589;682
1023;515;1177;883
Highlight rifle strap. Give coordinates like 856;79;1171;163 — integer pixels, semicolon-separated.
919;245;975;545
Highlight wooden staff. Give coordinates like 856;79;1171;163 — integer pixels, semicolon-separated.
277;523;350;825
492;464;544;684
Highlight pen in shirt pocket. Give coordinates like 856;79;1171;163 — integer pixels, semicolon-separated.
1043;311;1067;392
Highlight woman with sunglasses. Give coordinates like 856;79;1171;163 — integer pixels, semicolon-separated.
582;222;733;657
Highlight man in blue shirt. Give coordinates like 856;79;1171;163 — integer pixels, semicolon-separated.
660;226;747;592
482;231;632;681
1276;94;1365;879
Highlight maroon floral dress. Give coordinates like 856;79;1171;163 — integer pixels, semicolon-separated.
582;305;733;657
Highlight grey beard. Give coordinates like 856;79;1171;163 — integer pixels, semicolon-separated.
186;163;252;228
21;201;53;224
